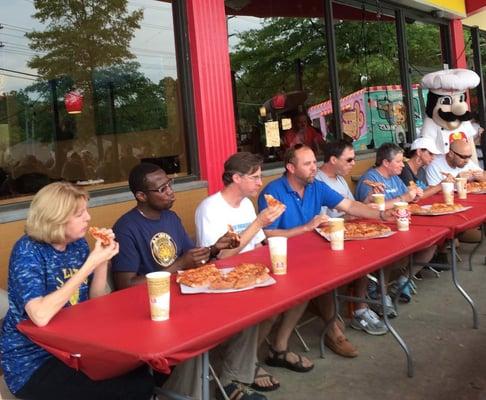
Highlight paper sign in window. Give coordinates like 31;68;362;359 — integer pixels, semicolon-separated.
265;121;280;147
281;118;292;130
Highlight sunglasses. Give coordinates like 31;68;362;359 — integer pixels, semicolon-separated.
146;178;174;194
451;149;472;160
343;157;355;163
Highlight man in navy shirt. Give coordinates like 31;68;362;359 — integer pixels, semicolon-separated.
112;163;264;400
258;144;393;362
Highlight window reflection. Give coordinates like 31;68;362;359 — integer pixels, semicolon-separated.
0;0;188;201
228;13;328;163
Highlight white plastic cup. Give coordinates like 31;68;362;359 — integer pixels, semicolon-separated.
441;182;454;205
393;202;410;231
372;193;385;211
267;237;287;275
146;271;171;321
328;217;345;251
456;177;467;200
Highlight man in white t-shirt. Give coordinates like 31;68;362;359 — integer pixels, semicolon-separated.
426;139;486;186
316;140;387;336
195;152;285;394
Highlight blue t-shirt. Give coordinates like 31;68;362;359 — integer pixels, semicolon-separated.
355;168;408;201
1;236;90;394
112;208;194;274
257;175;344;229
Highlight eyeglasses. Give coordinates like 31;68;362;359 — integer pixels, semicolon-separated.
146;178;174;194
451;150;472;160
344;157;355;163
242;174;262;182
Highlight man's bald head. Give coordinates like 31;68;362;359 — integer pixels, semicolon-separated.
448;139;472;168
449;139;470;155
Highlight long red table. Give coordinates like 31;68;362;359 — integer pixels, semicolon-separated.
17;226;448;395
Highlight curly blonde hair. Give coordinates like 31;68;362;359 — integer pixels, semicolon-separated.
26;182;89;244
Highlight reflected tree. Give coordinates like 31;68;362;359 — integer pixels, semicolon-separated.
25;0;143;176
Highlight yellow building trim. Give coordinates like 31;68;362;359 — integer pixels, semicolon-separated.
414;0;466;17
462;10;486;30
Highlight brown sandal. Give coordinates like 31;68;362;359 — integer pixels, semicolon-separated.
264;346;314;372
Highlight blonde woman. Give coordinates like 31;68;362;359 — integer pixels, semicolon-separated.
0;182;154;400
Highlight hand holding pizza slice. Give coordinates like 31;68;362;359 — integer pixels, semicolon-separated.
88;227;114;247
264;193;285;208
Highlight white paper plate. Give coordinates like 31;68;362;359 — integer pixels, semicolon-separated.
178;267;276;294
411;205;471;216
315;227;396;241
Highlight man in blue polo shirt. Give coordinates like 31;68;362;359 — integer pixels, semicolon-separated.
258;144;393;361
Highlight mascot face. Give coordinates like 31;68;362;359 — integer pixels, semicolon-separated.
432;92;470;130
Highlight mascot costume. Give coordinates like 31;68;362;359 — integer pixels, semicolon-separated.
420;69;480;162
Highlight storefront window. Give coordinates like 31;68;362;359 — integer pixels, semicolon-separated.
0;0;190;202
331;3;403;151
227;5;328;164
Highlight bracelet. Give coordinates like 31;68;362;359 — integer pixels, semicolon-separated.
379;210;386;221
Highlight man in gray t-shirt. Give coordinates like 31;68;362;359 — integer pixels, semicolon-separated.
316;140;388;336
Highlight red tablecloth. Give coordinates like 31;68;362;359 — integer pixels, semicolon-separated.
412;195;486;238
17;226;448;381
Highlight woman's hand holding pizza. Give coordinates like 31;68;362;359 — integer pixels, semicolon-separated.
86;238;119;273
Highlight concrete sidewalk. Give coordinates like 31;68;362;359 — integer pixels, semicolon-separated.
263;241;486;400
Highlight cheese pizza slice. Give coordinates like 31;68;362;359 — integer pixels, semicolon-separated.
264;193;284;208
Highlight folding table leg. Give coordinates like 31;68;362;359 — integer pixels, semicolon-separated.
378;268;413;378
468;223;484;271
450;239;479;329
202;352;210;400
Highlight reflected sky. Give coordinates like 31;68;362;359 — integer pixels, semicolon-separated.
0;0;177;93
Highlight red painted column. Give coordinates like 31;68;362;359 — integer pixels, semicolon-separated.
186;0;237;194
449;19;467;69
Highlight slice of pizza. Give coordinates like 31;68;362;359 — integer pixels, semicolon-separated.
176;264;221;287
88;227;111;247
208;275;237;290
233;263;270;283
362;179;385;190
264;193;284;208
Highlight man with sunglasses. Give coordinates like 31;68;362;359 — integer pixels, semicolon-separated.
111;162;245;400
316;140;388;336
426;139;486;186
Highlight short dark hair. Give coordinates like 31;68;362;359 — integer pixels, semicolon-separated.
323;140;354;163
128;162;162;194
222;152;263;186
283;144;312;171
375;143;403;166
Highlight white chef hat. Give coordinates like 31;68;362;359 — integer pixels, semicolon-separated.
421;68;480;95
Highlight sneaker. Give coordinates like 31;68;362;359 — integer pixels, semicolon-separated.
383;295;398;318
350;308;388;335
395;275;413;303
217;383;267;400
370;294;398;319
